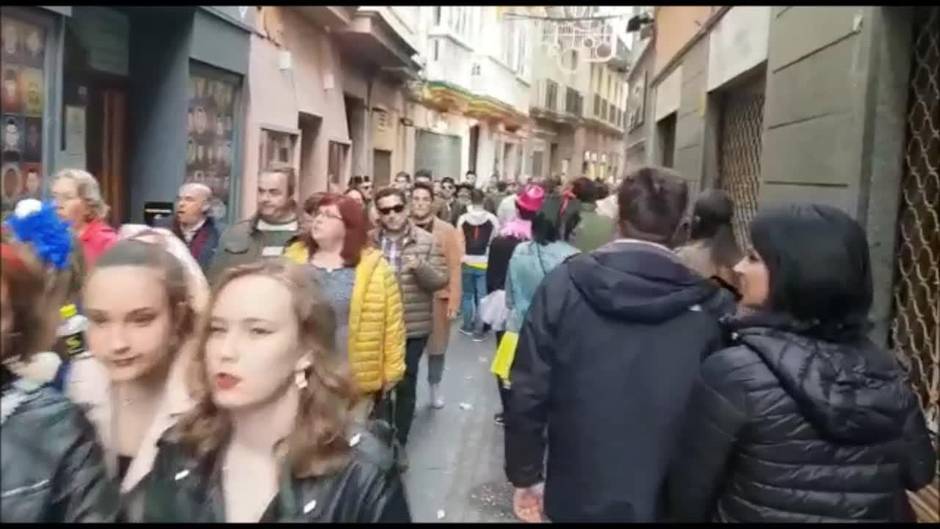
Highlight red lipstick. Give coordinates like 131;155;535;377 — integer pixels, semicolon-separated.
215;373;241;390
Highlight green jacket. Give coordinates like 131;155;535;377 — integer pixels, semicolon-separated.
207;216;297;284
570;204;615;253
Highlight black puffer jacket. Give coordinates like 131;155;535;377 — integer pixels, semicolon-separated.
1;369;120;522
666;313;937;522
142;423;411;522
505;240;734;522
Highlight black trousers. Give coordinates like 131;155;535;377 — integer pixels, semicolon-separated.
494;331;511;414
394;336;429;446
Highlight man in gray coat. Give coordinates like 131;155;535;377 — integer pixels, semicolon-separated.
208;166;299;283
371;186;448;469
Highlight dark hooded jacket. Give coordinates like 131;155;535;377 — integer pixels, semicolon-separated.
504;240;733;522
665;312;937;522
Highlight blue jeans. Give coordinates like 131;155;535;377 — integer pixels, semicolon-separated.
460;264;487;334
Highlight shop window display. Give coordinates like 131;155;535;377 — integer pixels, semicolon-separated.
1;13;46;215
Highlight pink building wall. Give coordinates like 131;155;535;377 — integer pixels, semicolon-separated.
241;9;352;218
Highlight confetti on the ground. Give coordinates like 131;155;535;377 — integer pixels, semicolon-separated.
459;402;473;411
437;510;446;519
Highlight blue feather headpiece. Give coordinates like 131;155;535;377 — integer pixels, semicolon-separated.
4;200;73;270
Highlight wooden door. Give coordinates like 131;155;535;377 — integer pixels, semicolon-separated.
99;89;126;224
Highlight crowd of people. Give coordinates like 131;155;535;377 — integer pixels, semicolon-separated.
0;163;935;523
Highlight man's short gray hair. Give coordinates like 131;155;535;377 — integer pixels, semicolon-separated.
180;182;213;201
53;168;109;220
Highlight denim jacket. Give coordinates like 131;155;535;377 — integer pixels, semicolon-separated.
505;241;579;332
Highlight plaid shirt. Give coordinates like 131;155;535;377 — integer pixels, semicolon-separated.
380;232;405;276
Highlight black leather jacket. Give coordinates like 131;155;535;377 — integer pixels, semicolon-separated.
1;369;120;522
141;424;411;522
666;313;937;522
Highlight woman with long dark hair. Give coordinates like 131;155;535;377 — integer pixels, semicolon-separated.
141;260;410;522
666;203;936;522
675;189;742;298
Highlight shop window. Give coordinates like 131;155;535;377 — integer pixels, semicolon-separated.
2;10;49;215
187;62;241;221
259;129;296;171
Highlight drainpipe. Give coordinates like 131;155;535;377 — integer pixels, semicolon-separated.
364;72;375;182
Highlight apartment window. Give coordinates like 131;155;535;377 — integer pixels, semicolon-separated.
501;21;515;67
516;24;528;75
434;6;441;25
546;80;558;112
260;129;297;171
594;94;601;117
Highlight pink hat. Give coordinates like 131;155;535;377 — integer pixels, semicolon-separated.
515;184;546;213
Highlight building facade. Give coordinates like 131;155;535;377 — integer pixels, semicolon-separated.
241;6;421;213
1;6;253;224
631;7;939;518
409;6;533;189
527;6;630;185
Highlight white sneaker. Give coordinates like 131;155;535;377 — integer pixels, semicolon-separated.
429;384;445;409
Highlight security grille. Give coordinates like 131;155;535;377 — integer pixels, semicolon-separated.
891;6;939;523
718;90;765;247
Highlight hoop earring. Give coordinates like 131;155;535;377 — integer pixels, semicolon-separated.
294;370;308;390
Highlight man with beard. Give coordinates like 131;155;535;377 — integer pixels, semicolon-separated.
209;166;299;282
410;182;462;409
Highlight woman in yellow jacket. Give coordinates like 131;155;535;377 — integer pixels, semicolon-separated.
284;193;405;418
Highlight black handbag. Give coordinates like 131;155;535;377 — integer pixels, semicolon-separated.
368;390;405;464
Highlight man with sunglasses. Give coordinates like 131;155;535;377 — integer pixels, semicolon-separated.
436;177;457;224
370;187;448;471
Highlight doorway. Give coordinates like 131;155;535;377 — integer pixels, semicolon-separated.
63;11;130;224
468;125;480;173
373;149;391;188
298;112;321;197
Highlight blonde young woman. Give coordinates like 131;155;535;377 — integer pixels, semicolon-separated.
141;260;411;522
66;233;206;519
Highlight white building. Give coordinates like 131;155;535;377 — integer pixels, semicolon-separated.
410;6;534;188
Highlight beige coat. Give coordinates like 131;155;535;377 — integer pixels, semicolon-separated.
422;217;463;356
370;224;449;338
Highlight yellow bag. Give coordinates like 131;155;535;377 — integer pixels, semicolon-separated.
490;331;519;383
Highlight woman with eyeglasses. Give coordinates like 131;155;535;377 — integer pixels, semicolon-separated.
284;193;405;420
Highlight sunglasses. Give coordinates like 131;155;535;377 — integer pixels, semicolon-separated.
377;204;406;216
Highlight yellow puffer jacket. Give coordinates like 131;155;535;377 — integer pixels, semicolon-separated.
284;242;406;394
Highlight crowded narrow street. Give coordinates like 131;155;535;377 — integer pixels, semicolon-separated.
404;325;517;523
1;4;938;524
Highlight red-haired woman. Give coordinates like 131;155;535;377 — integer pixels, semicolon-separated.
1;242;119;522
284;193;405;418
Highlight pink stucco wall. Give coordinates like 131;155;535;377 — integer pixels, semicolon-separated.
240;9;352;218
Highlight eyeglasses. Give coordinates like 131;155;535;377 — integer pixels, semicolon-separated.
377;204;406;216
314;210;343;221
